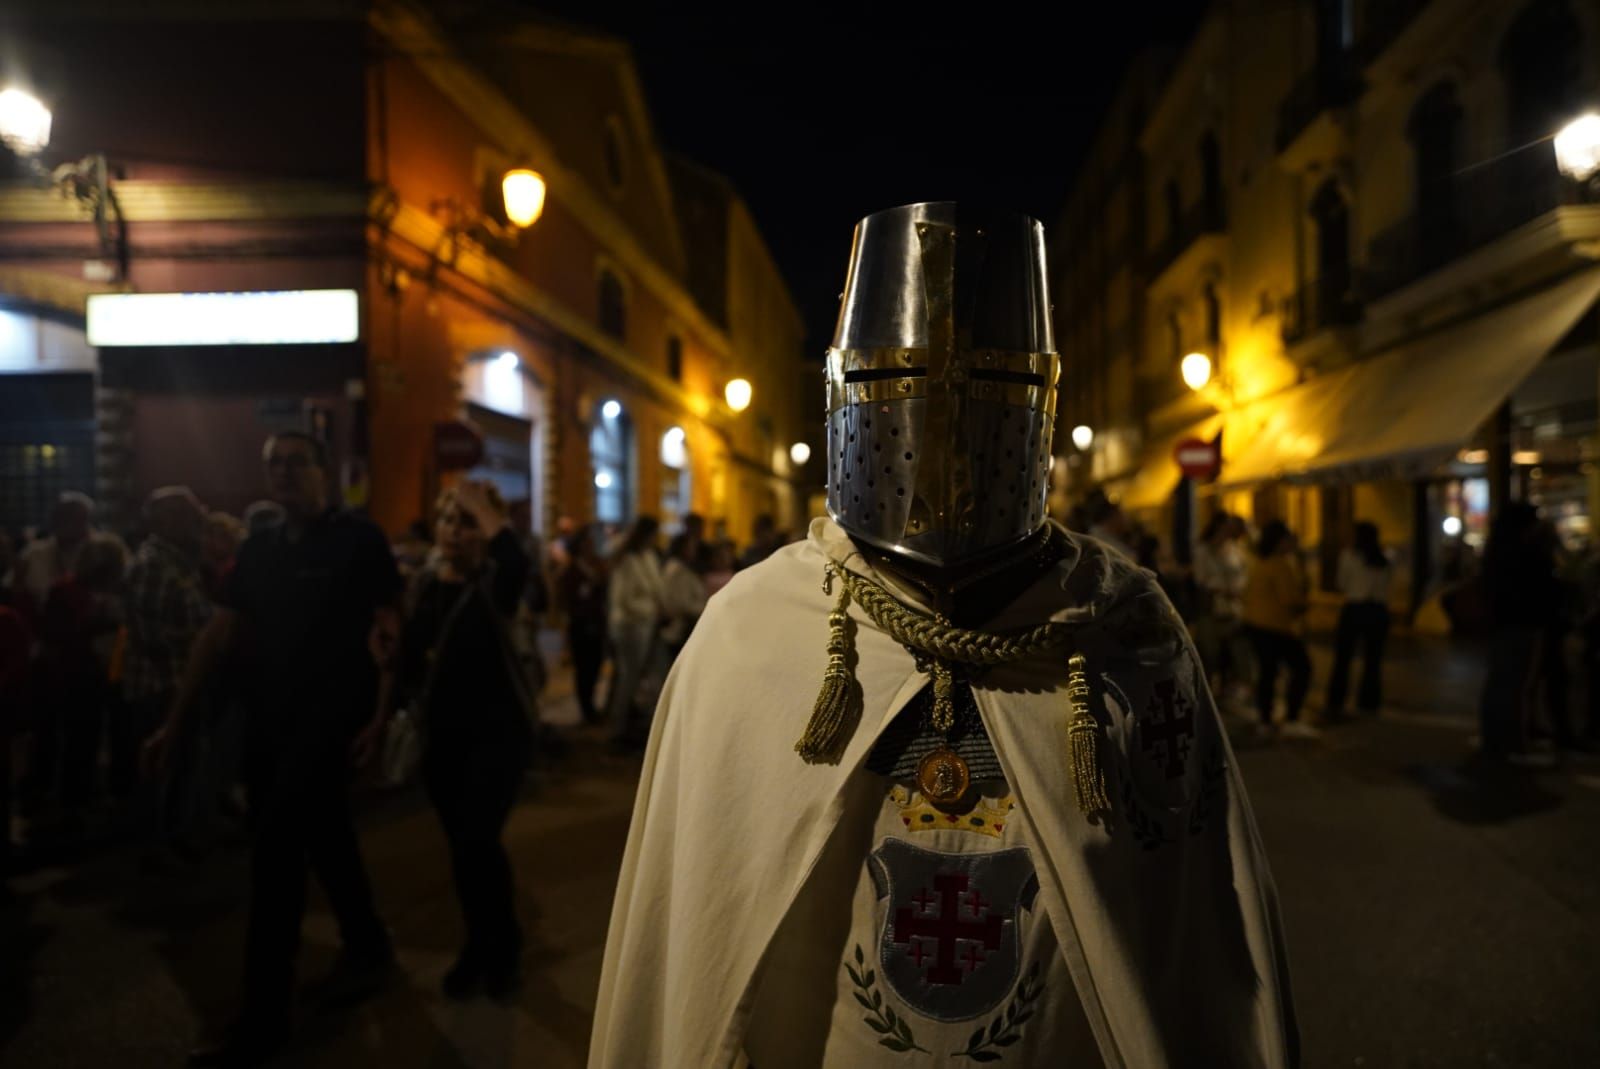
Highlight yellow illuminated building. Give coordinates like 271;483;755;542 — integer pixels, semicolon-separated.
1055;0;1600;614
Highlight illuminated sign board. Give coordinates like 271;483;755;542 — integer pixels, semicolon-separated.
86;289;360;347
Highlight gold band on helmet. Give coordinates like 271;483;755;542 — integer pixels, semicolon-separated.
825;346;1061;412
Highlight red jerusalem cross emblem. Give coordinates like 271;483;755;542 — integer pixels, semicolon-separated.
868;839;1039;1022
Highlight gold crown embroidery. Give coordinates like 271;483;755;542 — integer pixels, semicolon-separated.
891;784;1016;839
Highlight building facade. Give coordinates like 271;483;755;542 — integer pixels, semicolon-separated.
0;1;807;545
1056;0;1600;613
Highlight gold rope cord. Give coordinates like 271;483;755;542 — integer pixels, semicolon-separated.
799;563;1112;817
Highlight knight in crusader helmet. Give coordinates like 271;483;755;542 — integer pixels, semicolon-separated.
589;203;1297;1069
825;201;1058;582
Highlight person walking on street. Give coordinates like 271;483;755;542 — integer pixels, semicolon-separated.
560;526;609;724
401;480;534;1000
660;533;708;659
1324;521;1393;719
12;491;97;623
119;488;212;833
1193;513;1251;708
1477;502;1556;763
144;432;402;1067
1243;520;1314;739
605;516;664;748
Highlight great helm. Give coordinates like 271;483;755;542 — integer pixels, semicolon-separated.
825;202;1059;567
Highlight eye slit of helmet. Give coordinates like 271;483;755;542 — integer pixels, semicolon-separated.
968;368;1046;387
842;366;928;383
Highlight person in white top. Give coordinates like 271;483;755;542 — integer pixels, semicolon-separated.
605;515;665;747
1192;512;1251;703
1325;522;1393;717
659;532;708;653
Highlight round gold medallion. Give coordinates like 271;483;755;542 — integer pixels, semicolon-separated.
917;747;971;807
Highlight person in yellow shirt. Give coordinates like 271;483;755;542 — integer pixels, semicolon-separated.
1243;520;1314;739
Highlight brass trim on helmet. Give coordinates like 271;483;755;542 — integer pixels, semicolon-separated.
826;347;1061;412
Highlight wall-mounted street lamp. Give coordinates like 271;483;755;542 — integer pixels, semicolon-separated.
1070;424;1094;451
1;84;127;282
0;87;51;157
789;441;811;465
724;377;753;413
1181;351;1214;392
1554;112;1600;183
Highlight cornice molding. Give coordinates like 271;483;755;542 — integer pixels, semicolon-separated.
0;180;367;224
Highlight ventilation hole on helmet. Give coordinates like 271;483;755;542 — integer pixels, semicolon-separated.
849;433;855;443
903;451;912;461
1006;449;1014;459
867;479;874;488
890;427;900;437
863;417;872;429
845;471;852;481
853;494;860;503
874;443;882;453
897;487;906;497
883;466;891;475
879;501;887;511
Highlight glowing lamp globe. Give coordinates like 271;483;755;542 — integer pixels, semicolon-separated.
1181;352;1213;392
724;377;753;413
1554;113;1600;182
1070;424;1094;451
790;442;811;465
0;87;51;156
502;169;547;228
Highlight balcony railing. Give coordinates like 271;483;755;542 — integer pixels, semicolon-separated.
1281;275;1362;345
1276;61;1363;154
1148;199;1227;280
1364;151;1574;299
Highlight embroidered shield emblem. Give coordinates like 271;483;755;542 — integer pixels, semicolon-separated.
868;839;1039;1022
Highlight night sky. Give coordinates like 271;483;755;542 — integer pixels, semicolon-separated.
528;2;1209;353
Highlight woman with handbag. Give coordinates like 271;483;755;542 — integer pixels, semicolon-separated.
400;479;534;999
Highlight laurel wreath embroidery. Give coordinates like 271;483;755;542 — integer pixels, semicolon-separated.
847;943;930;1054
953;960;1043;1061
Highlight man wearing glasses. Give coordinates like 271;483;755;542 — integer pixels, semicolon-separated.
146;431;403;1067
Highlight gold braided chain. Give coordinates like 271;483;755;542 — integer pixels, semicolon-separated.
831;565;1073;667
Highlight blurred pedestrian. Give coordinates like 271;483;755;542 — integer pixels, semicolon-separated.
118;488;212;822
1324;522;1393;719
1085;491;1134;559
1477;502;1553;762
401;480;533;1000
12;491;96;622
144;431;402;1066
1193;513;1250;706
201;511;247;602
24;534;125;841
559;525;609;724
738;513;781;570
702;541;736;598
242;499;285;537
606;515;664;748
1243;520;1314;739
660;533;708;657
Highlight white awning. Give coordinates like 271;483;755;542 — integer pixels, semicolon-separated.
1218;265;1600;486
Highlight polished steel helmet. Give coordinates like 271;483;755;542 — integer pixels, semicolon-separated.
825;202;1059;566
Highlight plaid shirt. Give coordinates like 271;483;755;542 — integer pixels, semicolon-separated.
122;536;212;702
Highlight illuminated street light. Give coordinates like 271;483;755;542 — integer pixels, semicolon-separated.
1070;424;1094;451
502;168;547;228
601;399;622;421
594;471;614;489
495;350;519;370
790;441;811;465
1554;113;1600;182
724;377;753;413
0;87;51;156
1442;516;1463;537
1181;352;1213;392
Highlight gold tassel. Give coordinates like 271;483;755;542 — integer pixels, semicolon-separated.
796;565;863;764
929;659;956;735
1066;653;1110;815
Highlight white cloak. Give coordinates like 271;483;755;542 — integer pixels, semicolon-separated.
589;519;1299;1068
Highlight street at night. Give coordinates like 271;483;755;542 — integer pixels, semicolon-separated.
4;650;1600;1068
6;1;1600;1066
